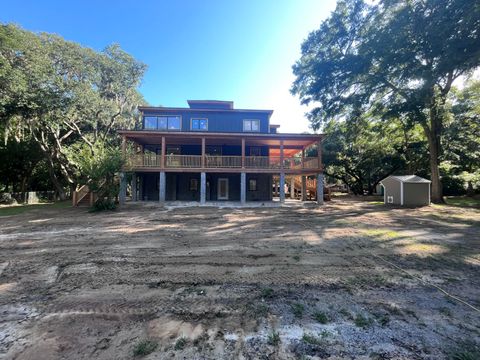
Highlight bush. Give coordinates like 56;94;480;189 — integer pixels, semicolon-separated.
90;198;116;212
442;176;466;196
0;193;16;205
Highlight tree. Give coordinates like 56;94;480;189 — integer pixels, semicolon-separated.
292;0;480;202
0;24;146;199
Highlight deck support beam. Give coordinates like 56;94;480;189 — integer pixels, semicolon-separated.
132;173;137;201
301;176;307;201
159;171;166;203
119;172;127;205
279;173;285;203
316;173;324;205
200;172;206;205
290;176;295;199
240;172;246;204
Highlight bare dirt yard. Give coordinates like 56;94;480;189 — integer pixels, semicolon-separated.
1;199;479;359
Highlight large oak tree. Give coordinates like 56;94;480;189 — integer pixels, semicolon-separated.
292;0;480;202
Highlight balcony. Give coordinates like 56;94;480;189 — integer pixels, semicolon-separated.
125;154;321;172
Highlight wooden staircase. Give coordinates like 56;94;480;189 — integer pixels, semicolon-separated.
292;176;331;201
72;185;96;207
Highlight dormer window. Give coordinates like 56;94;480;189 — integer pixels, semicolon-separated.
191;118;208;131
243;119;260;132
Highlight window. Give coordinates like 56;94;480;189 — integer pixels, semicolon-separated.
243;119;260;132
189;178;198;191
249;146;261;156
166;146;181;155
143;116;181;130
144;116;157;129
249;179;257;191
191;118;208;131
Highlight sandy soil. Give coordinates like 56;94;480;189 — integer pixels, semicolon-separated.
0;199;479;359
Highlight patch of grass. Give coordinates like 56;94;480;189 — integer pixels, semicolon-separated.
445;196;480;208
174;337;187;351
291;303;305;318
292;254;301;262
448;341;480;360
354;314;373;328
246;302;269;318
261;287;274;299
0;201;70;217
302;333;323;346
267;331;281;346
313;311;329;324
361;229;400;239
339;308;353;319
133;339;158;357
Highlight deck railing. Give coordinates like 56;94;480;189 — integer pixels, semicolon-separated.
126;154;321;170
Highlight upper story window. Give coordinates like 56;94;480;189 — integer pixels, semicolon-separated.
191;118;208;131
243;119;260;132
143;115;181;130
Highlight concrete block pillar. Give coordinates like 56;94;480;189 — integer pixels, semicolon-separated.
119;172;127;205
240;172;246;204
131;173;137;201
279;173;285;203
316;173;324;205
301;176;307;201
159;171;166;203
290;176;295;199
200;172;206;205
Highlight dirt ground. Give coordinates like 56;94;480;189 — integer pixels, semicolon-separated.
1;199;479;359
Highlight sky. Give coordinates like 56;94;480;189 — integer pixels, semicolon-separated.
1;0;337;133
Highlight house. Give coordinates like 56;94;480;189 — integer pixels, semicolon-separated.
118;100;324;205
380;175;431;206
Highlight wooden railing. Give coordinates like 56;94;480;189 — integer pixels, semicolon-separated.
126;154;321;170
72;184;90;206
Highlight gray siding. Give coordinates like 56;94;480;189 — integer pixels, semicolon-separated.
403;183;430;206
382;177;401;205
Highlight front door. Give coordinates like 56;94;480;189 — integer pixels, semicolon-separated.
217;178;229;200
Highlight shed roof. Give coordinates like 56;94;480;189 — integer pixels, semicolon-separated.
381;175;431;184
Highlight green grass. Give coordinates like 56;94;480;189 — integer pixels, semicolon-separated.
445;196;480;208
313;311;329;324
354;314;373;328
291;303;305;318
133;339;158;357
260;287;274;299
0;201;71;216
174;337;187;350
267;331;281;346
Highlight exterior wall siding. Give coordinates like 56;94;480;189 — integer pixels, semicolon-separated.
142;109;270;133
403;183;430;206
382;178;401;205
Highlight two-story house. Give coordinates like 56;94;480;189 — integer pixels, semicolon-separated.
118;100;324;205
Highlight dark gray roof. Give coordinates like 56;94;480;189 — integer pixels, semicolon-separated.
381;175;431;184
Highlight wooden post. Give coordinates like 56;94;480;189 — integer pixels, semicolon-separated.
280;140;284;170
161;136;166;169
201;137;206;168
121;135;126;158
317;138;322;170
241;138;245;168
302;148;305;169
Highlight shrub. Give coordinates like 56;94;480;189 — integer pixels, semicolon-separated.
133;339;157;356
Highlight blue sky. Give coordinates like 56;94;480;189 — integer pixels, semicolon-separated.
1;0;337;133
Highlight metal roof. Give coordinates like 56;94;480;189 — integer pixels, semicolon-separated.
381;175;431;184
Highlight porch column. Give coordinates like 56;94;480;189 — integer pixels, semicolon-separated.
316;173;324;205
119;172;127;205
138;174;143;201
159;171;166;203
161;136;166;168
241;138;245;168
279;173;285;203
201;137;206;168
317;139;322;170
302;149;305;169
290;176;295;199
240;172;246;204
132;173;137;201
200;172;206;205
301;176;307;201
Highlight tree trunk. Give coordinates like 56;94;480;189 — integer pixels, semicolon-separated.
424;102;444;203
